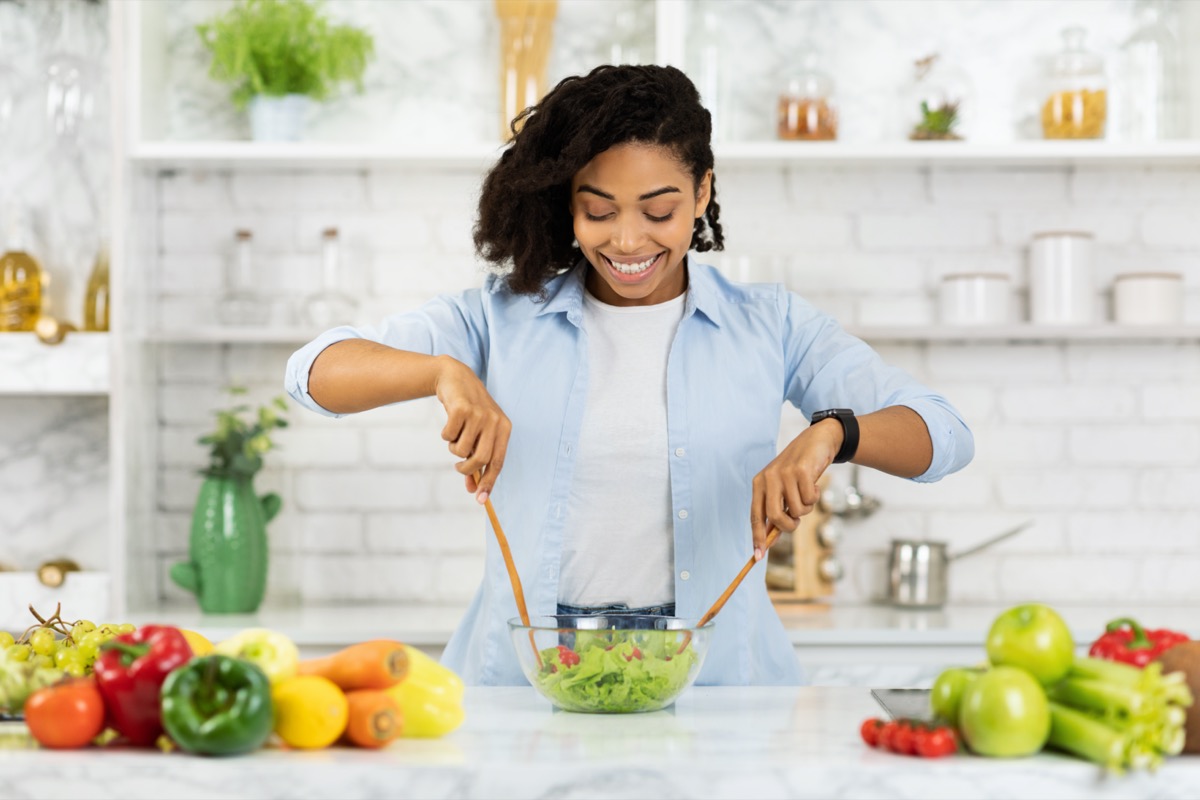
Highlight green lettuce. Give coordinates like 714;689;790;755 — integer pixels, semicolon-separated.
532;629;699;713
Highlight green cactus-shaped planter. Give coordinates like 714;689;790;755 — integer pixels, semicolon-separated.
171;475;281;613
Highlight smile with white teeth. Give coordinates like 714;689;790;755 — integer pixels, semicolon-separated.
604;252;661;274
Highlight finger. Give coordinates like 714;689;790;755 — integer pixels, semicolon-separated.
478;426;510;499
765;473;800;535
449;417;481;461
465;473;478;493
798;477;823;508
459;426;496;483
441;409;466;444
750;474;767;561
784;482;811;522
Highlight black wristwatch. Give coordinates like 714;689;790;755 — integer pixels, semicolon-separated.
811;408;859;464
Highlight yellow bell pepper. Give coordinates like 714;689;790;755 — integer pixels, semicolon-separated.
385;645;464;738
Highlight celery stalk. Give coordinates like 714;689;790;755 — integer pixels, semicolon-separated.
1047;702;1129;771
1049;678;1146;718
1069;657;1144;687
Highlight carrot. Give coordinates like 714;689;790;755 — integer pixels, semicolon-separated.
297;640;409;691
341;689;403;749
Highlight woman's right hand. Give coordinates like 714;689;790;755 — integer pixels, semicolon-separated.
434;357;512;504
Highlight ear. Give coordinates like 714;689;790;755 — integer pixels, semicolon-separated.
694;170;713;218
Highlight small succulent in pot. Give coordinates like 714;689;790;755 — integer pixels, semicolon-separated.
199;386;289;479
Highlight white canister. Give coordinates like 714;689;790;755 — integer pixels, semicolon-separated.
1113;272;1184;325
938;273;1011;325
1029;231;1095;324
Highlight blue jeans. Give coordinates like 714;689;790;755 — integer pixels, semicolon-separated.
556;602;676;618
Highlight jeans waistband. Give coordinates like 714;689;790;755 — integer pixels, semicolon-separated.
556;602;676;617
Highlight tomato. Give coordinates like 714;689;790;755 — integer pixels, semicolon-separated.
930;667;981;723
958;666;1050;757
24;677;106;749
891;722;916;755
985;604;1075;686
917;726;959;758
876;720;899;752
859;718;883;747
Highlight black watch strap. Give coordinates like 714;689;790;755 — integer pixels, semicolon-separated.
811;408;859;464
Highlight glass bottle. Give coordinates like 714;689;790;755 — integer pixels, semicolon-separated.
778;52;837;141
82;245;109;331
0;206;44;332
1042;27;1108;139
904;53;972;141
301;228;358;328
1118;0;1183;142
217;229;268;326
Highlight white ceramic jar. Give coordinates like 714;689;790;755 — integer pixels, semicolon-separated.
1113;272;1184;324
938;273;1011;325
1029;231;1095;324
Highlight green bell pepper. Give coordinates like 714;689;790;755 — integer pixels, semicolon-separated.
160;655;274;756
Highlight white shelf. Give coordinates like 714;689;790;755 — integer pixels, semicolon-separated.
148;327;317;345
128;139;1200;170
849;324;1200;343
0;332;110;395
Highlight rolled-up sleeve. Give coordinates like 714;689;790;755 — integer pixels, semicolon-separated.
778;288;974;483
284;286;490;417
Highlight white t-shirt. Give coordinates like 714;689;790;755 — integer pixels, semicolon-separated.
558;288;686;608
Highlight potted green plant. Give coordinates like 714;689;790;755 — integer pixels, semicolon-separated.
170;388;289;613
196;0;375;141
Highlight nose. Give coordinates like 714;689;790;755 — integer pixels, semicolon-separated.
610;213;645;253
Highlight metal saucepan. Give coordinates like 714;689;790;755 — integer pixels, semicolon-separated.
887;521;1033;608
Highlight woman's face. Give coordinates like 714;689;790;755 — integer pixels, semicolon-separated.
570;142;711;307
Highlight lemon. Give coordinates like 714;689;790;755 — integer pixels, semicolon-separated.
272;676;349;749
178;629;214;657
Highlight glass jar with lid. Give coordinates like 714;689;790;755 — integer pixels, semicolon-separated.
777;52;837;141
1041;26;1107;139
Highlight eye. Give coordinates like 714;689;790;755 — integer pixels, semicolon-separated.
584;212;613;222
646;212;674;223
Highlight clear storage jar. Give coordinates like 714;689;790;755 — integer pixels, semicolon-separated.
1042;27;1108;139
777;53;837;141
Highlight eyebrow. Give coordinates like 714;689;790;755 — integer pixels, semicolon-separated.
576;184;682;201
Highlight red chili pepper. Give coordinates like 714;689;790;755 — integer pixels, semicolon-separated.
1088;618;1190;668
93;625;193;746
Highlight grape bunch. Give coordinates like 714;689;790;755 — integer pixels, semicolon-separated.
1;603;134;678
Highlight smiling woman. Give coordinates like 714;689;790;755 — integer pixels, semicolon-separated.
285;64;974;688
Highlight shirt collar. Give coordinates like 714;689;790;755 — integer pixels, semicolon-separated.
533;256;723;328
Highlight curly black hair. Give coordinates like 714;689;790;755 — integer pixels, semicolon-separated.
473;64;724;297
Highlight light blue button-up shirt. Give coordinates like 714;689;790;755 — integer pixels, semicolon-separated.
285;260;974;686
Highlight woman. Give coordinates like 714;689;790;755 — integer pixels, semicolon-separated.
285;64;974;685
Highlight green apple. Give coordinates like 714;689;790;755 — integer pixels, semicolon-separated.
985;604;1075;685
958;666;1050;757
930;666;983;723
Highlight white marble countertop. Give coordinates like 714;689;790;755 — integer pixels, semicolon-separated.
1;686;1196;799
131;602;1200;649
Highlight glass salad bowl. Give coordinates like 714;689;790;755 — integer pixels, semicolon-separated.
509;614;713;713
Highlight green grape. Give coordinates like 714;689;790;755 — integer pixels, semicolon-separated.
116;623;136;635
63;662;86;678
6;645;30;662
29;628;57;657
76;640;99;662
56;649;85;671
71;620;96;639
31;654;54;669
0;632;13;649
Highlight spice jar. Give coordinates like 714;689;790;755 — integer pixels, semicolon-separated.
903;54;971;141
1042;26;1107;139
777;53;837;141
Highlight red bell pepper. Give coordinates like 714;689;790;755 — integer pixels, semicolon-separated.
93;625;193;746
1087;617;1190;668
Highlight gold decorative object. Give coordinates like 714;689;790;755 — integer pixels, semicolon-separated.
36;558;81;588
494;0;558;141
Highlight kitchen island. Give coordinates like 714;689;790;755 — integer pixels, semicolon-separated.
2;686;1196;800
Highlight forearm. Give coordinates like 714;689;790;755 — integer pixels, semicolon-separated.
845;405;933;479
307;339;453;414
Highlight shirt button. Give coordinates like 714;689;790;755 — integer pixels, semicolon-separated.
678;509;688;520
674;447;685;457
680;570;691;581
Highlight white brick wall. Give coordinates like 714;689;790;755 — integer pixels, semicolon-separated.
141;162;1200;609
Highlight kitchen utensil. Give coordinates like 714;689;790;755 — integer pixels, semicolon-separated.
474;471;540;668
510;613;712;713
871;688;933;722
887;521;1033;608
681;525;780;652
820;464;881;519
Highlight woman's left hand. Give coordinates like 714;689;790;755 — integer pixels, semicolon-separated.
749;419;844;561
